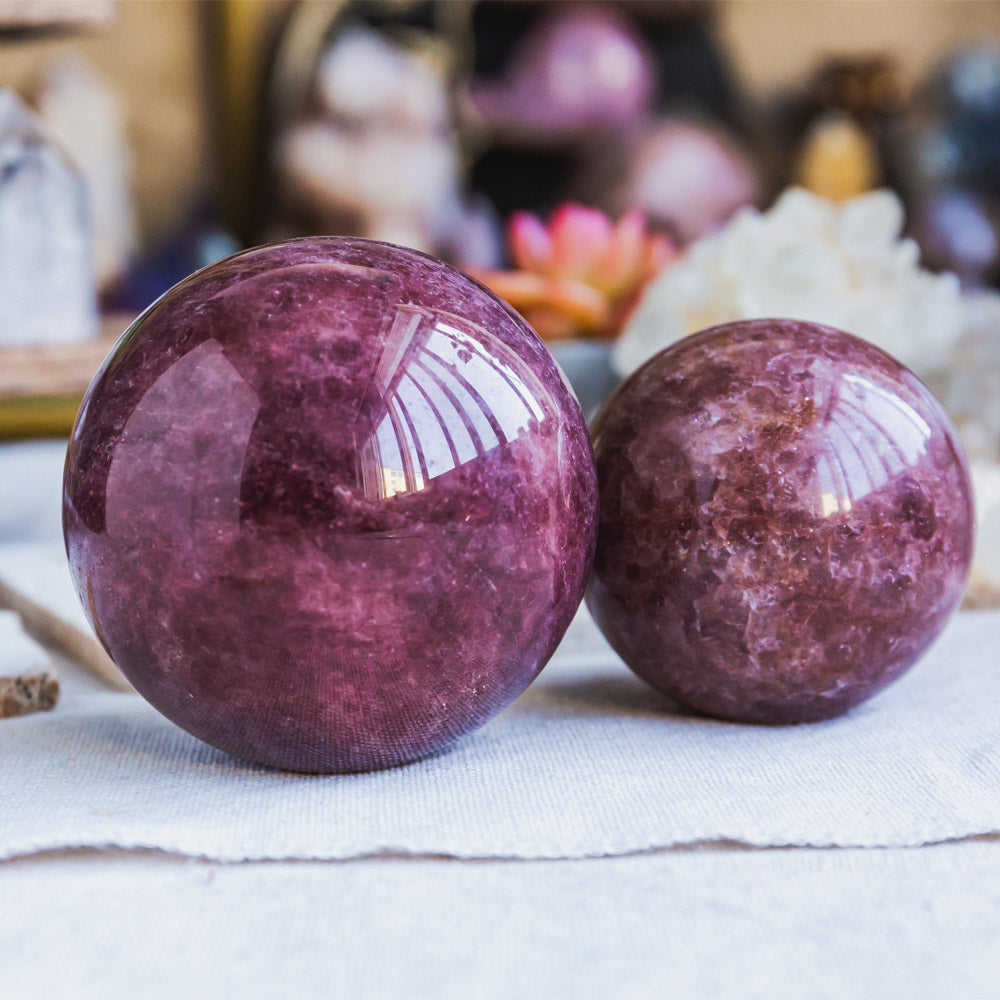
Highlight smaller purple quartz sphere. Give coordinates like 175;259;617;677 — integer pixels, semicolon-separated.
587;319;974;724
63;238;597;772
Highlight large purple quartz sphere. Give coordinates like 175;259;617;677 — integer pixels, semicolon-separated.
587;319;974;724
63;238;597;772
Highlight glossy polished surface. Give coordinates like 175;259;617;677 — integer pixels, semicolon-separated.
588;319;974;723
64;238;597;772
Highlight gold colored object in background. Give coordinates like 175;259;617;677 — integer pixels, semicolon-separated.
794;114;879;202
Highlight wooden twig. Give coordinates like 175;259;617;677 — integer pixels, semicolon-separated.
0;575;132;693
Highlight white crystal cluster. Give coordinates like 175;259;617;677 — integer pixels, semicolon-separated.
615;187;964;378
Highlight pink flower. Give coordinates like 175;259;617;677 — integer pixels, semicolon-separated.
472;204;674;340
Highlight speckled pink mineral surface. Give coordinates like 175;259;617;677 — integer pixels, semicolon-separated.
587;319;974;724
63;238;597;772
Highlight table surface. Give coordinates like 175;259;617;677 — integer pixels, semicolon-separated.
2;440;999;1000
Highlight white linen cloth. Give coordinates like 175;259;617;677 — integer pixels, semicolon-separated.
2;581;999;861
0;608;51;674
4;442;1000;1000
4;840;1000;1000
0;440;66;547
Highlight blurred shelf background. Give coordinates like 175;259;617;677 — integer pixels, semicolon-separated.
1;0;997;257
2;0;999;431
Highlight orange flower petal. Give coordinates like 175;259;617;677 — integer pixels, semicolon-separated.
594;210;646;294
521;308;582;340
468;269;551;306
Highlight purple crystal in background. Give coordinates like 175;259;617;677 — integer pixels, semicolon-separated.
64;238;597;772
587;319;974;724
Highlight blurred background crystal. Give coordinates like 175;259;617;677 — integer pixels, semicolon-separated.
614;187;966;378
274;21;462;254
31;55;137;294
465;4;656;139
0;89;96;347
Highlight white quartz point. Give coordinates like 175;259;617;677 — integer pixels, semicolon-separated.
0;89;97;347
33;56;138;293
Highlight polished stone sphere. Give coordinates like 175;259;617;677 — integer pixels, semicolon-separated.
64;238;597;772
587;319;974;724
